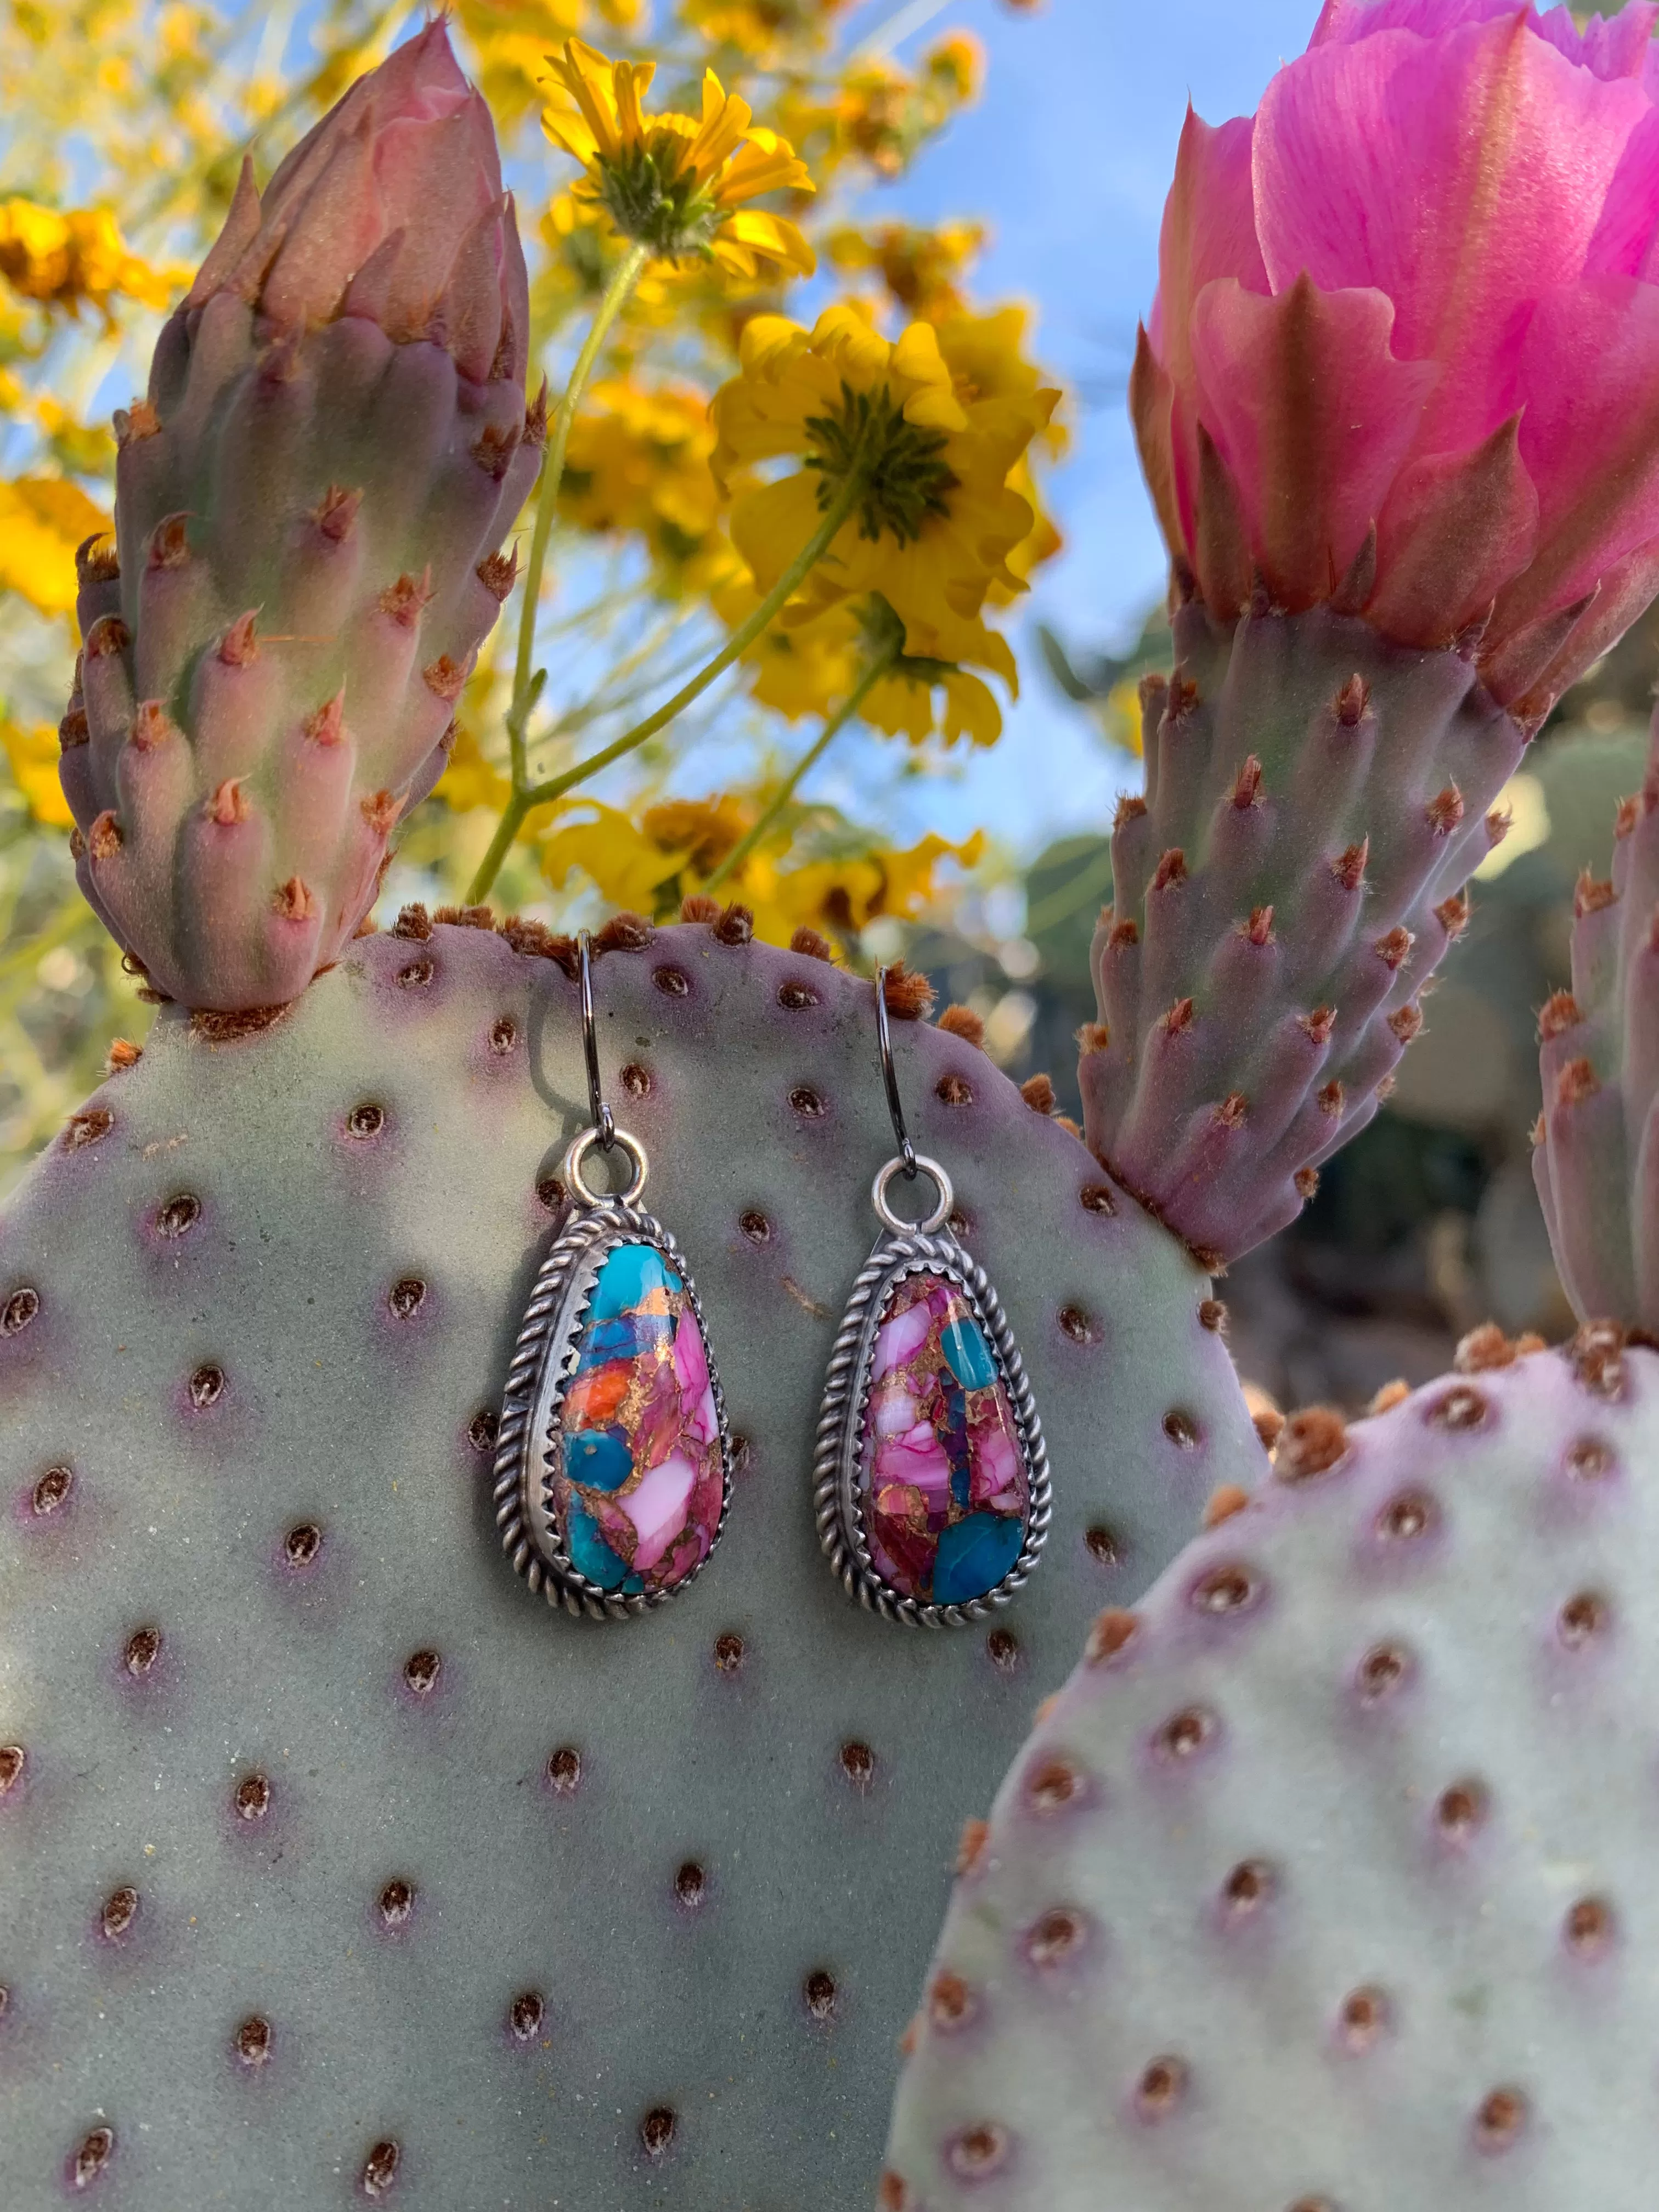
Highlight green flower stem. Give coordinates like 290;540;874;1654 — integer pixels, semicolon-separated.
702;643;901;896
464;467;867;905
506;238;651;784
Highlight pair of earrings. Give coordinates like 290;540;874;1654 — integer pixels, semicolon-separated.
493;934;1051;1627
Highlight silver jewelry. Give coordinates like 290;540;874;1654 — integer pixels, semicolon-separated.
494;931;732;1618
814;970;1051;1626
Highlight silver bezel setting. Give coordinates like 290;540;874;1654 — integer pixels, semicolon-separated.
813;1227;1051;1627
494;1198;733;1620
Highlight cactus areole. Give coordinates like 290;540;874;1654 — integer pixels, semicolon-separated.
60;23;537;1012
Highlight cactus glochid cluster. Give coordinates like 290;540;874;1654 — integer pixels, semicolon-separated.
60;23;537;1013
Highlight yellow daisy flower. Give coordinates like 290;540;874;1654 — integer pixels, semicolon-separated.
712;567;1013;748
929;308;1069;600
541;39;816;278
0;199;182;320
825;219;985;324
680;0;850;65
711;303;1058;663
560;376;723;571
822;36;985;181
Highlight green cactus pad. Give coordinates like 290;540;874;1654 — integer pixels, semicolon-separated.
884;1325;1658;2210
0;917;1261;2207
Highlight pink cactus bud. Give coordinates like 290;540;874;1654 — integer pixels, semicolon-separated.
1136;0;1659;717
186;23;528;389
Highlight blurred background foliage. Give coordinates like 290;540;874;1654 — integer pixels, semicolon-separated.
0;0;1649;1424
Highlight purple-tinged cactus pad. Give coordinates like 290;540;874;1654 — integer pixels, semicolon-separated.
0;920;1260;2208
885;1327;1659;2210
1081;601;1524;1267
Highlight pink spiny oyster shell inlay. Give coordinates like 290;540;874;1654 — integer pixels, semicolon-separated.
858;1271;1030;1607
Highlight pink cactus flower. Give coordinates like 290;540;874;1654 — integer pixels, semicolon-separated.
1135;0;1659;724
188;20;528;386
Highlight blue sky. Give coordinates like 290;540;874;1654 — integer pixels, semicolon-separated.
825;0;1318;856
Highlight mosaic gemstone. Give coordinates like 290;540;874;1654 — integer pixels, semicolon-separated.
550;1242;724;1596
857;1270;1030;1607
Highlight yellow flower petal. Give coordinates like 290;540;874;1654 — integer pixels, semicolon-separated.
686;71;751;179
714;210;815;278
0;476;110;616
941;670;1002;747
1;718;72;826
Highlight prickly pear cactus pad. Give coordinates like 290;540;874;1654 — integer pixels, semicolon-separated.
0;917;1260;2208
884;1324;1659;2211
1080;599;1523;1268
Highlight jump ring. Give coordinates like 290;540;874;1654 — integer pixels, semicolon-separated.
872;1153;952;1235
563;1125;648;1208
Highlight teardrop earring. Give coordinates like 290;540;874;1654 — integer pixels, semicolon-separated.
814;970;1051;1625
495;929;732;1617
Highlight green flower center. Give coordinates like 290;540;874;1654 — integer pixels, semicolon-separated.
805;380;958;547
597;137;723;259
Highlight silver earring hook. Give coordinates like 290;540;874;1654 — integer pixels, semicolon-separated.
578;929;615;1152
871;966;953;1235
874;966;917;1180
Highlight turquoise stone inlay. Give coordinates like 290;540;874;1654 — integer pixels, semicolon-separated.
940;1313;998;1391
932;1509;1026;1606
